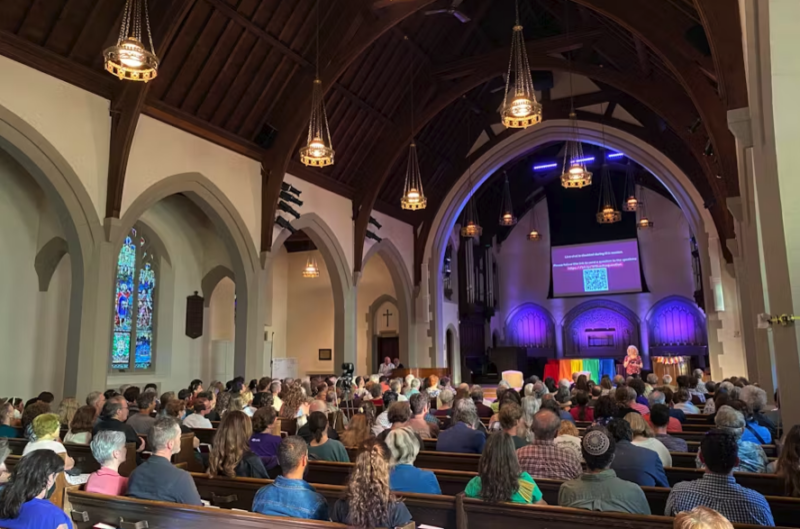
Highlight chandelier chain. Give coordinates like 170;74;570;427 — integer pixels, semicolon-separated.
144;0;155;54
316;0;320;79
119;0;131;44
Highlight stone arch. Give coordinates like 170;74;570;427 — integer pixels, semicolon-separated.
424;120;719;367
116;173;261;376
561;299;641;358
366;294;399;374
272;213;355;368
362;239;415;367
34;237;68;292
0;102;103;397
504;302;556;354
646;295;708;356
201;265;235;307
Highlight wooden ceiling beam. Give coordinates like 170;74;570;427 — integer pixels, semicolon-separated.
104;0;197;220
634;37;651;77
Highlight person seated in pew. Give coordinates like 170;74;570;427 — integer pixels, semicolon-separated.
489;390;523;432
307;411;349;463
127;416;203;505
252;435;329;520
331;438;413;527
675;389;702;415
0;439;10;491
593;395;617;427
554;420;582;461
280;383;310;428
517;409;582;480
85;431;129;495
695;406;769;474
625;412;672;469
465;432;546;505
666;429;774;526
660;387;687;424
558;427;650;514
570;391;594;422
94;396;144;452
606;418;669;487
22;414;75;471
470;386;494;418
773;424;800;494
436;398;485;454
432;388;455;420
740;385;777;442
182;396;213;429
208;410;268;478
674;506;735;529
0;449;70;529
372;391;398;437
298;400;340;443
541;393;576;424
250;406;282;470
21;401;50;441
645;391;684;433
386;426;441;495
728;399;772;445
64;405;95;445
649;404;689;453
0;400;19;438
196;391;220;422
617;386;648;417
499;403;529;450
340;413;373;449
126;392;156;436
408;393;439;439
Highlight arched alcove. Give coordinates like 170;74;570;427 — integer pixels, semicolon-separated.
647;295;708;356
201;265;235;307
117;172;260;377
504;303;556;355
423;120;719;367
562;300;640;358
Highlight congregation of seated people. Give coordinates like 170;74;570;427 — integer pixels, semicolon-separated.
0;370;793;529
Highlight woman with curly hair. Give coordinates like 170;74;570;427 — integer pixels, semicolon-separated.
331;438;412;529
340;413;373;448
21;401;49;441
208;411;267;479
280;383;309;427
593;395;618;427
214;391;231;418
775;424;800;496
464;432;545;504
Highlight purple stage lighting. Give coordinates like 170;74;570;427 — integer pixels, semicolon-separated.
533;162;558;171
571;156;595;164
607;152;625;159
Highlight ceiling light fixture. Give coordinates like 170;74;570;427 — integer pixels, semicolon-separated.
302;255;320;278
500;0;542;129
299;0;334;167
401;42;426;211
596;161;622;224
104;0;159;82
498;172;517;226
461;120;482;238
560;113;593;188
527;200;541;241
622;161;638;212
637;192;654;229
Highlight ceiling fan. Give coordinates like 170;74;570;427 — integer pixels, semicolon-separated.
424;0;471;23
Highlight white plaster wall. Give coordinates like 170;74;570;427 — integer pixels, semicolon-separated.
375;300;400;333
492;189;696;359
285;250;336;376
124;116;261;250
0;149;70;401
0;57;109;220
356;254;396;376
209;277;235;342
265;247;289;363
364;210;415;282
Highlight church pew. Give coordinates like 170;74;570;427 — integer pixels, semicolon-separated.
191;473;457;529
193;427;216;445
66;490;362;529
4;439;138;476
189;473;800;529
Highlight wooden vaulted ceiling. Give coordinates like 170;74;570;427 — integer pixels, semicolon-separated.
0;0;746;281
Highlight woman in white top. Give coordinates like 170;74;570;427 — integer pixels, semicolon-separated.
63;406;95;445
624;412;672;468
22;414;74;471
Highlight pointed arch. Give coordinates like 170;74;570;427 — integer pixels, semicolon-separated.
34;237;68;292
201;265;235;307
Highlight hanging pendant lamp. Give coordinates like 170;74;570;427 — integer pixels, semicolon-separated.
527;203;541;241
104;0;159;82
596;160;621;224
299;1;334;167
500;0;542;129
622;161;639;212
637;190;654;229
400;45;426;210
560;112;592;188
302;255;320;278
498;173;517;226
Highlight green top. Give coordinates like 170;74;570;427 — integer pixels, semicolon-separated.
308;439;350;463
464;472;542;504
557;469;651;515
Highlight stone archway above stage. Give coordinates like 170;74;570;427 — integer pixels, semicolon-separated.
561;300;640;358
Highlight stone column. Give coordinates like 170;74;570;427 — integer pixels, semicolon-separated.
738;0;800;424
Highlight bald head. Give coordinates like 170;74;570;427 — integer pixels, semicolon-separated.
531;409;561;441
309;400;327;414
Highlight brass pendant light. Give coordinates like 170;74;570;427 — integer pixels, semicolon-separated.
596;160;622;224
637;190;654;229
104;0;159;82
401;43;427;210
302;255;320;278
500;0;542;129
622;161;639;212
461;118;482;237
527;201;541;241
299;0;334;167
560;112;592;188
498;172;517;226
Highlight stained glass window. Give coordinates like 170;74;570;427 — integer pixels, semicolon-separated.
111;227;157;371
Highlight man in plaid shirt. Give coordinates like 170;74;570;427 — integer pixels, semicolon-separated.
665;430;774;526
516;408;582;480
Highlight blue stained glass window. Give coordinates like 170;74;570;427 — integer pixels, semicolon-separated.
111;228;157;371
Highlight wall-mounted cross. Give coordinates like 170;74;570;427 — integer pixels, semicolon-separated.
383;309;393;328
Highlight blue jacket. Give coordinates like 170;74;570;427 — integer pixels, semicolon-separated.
390;464;441;494
437;422;485;454
610;440;669;488
252;475;329;520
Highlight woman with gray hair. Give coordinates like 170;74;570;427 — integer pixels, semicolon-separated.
739;385;777;441
386;427;441;494
695;406;768;474
520;396;540;442
85;430;129;495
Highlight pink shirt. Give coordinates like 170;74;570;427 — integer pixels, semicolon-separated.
631;402;650;416
85;467;128;496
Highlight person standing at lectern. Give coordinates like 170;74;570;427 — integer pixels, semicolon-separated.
378;357;395;377
624;346;643;377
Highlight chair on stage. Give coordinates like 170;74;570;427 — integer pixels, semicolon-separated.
502;370;523;390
